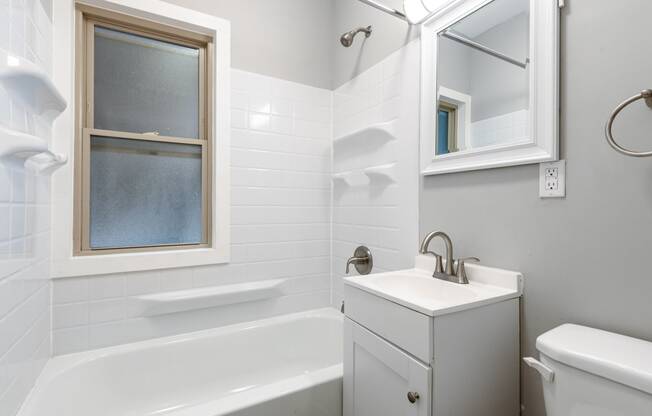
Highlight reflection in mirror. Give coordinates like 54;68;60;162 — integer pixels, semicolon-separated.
435;0;530;156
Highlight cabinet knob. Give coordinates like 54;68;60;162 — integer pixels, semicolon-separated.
407;391;420;404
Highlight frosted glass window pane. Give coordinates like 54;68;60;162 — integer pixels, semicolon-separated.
90;136;203;249
94;26;200;139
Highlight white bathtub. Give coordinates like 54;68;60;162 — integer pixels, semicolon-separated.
19;308;343;416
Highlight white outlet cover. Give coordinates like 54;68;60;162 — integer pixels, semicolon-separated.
539;160;566;198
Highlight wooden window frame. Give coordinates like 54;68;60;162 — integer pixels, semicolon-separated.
74;4;214;256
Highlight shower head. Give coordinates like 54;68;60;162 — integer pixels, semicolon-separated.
340;26;372;47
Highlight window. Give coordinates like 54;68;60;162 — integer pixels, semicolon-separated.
75;5;213;255
436;101;458;155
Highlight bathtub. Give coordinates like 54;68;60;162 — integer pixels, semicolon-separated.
19;308;343;416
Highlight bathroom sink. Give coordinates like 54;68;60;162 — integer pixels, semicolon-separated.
344;254;523;316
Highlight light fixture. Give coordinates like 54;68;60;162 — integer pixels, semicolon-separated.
403;0;429;23
403;0;452;24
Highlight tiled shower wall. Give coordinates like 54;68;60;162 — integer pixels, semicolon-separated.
51;70;333;355
50;42;420;355
331;41;420;306
0;0;54;415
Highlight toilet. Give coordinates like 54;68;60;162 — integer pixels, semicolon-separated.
525;324;652;415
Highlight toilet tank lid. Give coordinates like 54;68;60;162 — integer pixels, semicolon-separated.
537;324;652;395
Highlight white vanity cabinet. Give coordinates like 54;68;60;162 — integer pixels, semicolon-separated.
344;318;431;416
342;255;523;416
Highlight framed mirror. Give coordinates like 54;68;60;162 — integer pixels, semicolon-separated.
420;0;559;175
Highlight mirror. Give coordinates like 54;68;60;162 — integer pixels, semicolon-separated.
420;0;559;175
436;0;529;155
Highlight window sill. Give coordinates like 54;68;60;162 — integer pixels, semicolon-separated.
51;246;230;278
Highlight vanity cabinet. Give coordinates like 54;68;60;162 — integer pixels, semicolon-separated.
342;256;522;416
343;318;431;416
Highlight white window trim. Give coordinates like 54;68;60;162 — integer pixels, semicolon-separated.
438;86;472;151
51;0;231;278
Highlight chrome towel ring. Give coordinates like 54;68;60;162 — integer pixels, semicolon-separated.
605;89;652;157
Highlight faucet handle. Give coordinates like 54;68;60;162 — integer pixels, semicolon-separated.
345;246;373;275
424;251;444;274
454;257;479;284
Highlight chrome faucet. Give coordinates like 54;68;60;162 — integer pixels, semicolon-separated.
419;231;479;284
419;231;454;276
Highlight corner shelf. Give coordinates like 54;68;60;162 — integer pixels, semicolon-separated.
333;120;398;150
0;48;67;121
363;163;397;183
0;48;68;173
134;278;287;317
332;171;353;186
0;125;67;173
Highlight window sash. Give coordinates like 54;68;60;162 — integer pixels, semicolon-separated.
75;5;213;256
84;18;208;141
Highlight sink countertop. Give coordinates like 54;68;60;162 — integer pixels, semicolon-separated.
343;255;523;317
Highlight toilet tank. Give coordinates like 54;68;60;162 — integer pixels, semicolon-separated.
531;324;652;416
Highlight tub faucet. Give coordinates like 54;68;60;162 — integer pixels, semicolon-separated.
345;246;373;275
419;231;455;277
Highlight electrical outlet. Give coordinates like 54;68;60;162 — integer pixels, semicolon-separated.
539;160;565;198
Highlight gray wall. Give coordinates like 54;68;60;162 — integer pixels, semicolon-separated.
421;2;652;415
331;0;416;88
468;12;529;121
437;36;472;94
163;0;334;89
162;0;415;90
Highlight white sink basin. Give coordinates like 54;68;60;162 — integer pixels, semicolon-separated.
344;254;523;316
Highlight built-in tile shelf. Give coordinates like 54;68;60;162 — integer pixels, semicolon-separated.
333;120;397;150
332;171;353;186
134;278;288;317
0;48;68;173
0;48;67;121
363;162;397;183
0;125;67;173
333;163;398;187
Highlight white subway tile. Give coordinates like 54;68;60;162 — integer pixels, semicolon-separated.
191;263;248;288
270;115;293;135
88;275;124;300
295;119;330;140
88;298;126;324
88;319;150;350
231;90;249;110
124;271;159;296
249;96;271;114
271;98;292;116
248;112;271;131
53;302;88;329
0;206;10;242
0;167;10;202
53;326;88;356
10;206;25;240
10;171;25;203
231;109;247;129
158;268;193;292
53;278;88;304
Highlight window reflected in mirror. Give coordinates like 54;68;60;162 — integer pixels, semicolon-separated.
436;101;457;155
435;0;530;157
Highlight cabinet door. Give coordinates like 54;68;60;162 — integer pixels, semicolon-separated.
344;318;431;416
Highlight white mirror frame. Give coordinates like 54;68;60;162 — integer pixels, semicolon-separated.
419;0;559;175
